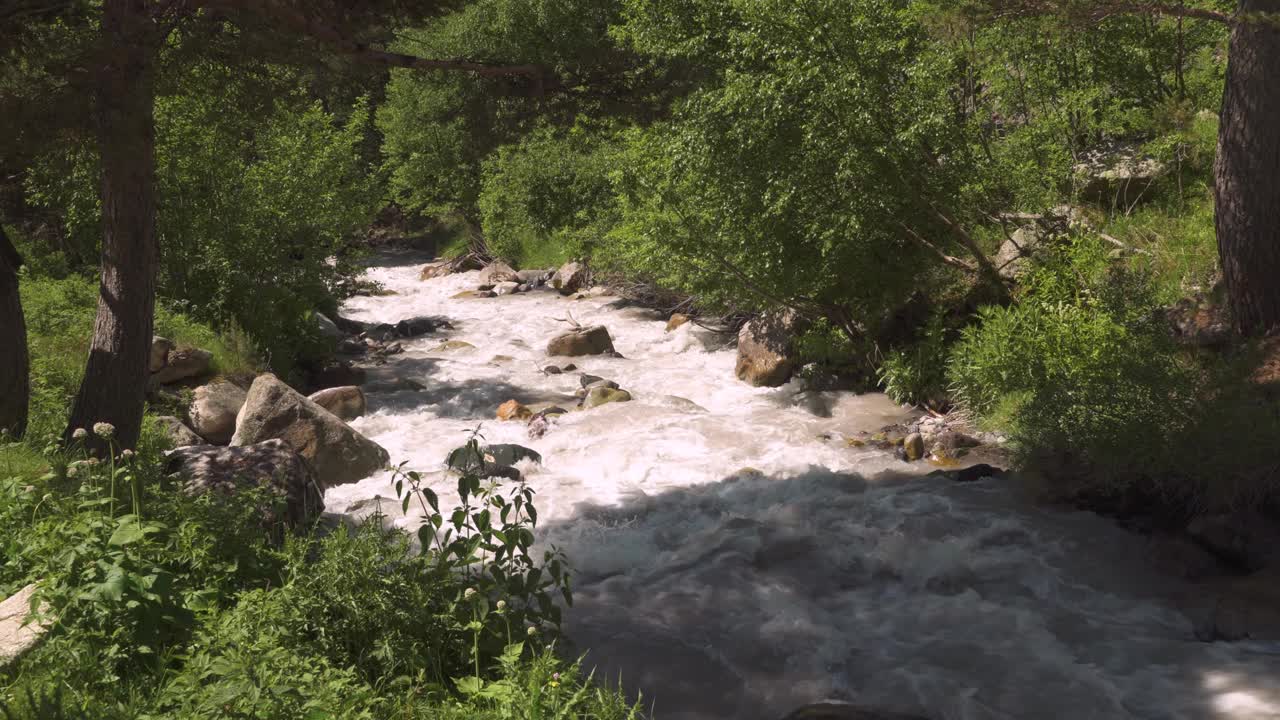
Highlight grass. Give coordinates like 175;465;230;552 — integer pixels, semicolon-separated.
1102;187;1219;304
18;274;260;440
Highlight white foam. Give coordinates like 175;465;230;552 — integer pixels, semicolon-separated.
333;254;1280;720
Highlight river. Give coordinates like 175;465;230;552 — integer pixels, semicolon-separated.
330;252;1280;720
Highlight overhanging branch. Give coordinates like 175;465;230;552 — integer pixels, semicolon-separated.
187;0;553;85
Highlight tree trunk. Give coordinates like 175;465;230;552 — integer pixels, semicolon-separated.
1214;0;1280;337
0;226;29;439
64;0;158;450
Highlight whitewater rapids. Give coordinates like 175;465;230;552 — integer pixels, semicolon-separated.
332;252;1280;720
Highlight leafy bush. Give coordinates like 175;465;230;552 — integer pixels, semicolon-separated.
479;129;621;267
947;235;1280;509
877;314;951;408
1;431;613;718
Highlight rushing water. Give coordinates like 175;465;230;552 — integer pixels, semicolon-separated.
333;252;1280;720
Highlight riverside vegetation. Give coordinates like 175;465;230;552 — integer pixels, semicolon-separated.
3;0;1280;718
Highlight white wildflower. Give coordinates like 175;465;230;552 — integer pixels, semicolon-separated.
93;422;115;439
72;428;88;440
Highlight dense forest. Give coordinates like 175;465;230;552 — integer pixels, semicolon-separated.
2;0;1279;718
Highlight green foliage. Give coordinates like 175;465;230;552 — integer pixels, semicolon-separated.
946;235;1280;508
479;129;621;267
16;274;258;443
878;315;951;408
1;430;620;719
605;0;976;323
22;61;380;377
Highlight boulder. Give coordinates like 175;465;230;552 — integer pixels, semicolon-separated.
155;415;204;448
666;313;691;332
152;347;214;385
1187;511;1280;572
0;584;51;669
579;374;616;389
167;439;324;532
452;290;496;300
547;325;615;357
396;316;437;338
550;261;587;295
230;374;389;489
479;261;520;285
314;312;344;341
994;226;1049;279
493;281;520;296
583;387;632;409
483;443;543;467
734;310;807;387
420;262;452;280
189;380;248;445
150;336;173;372
1073;143;1165;206
902;432;925;461
496;399;532;422
307;385;367;422
518;269;552;286
543;365;563;375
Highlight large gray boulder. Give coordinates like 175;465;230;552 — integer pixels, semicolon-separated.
478;260;520;285
307;385;367;422
167;439;324;532
155;415;203;448
735;309;807;387
0;584;51;669
152;347;213;385
189;380;247;444
547;325;614;356
150;336;173;373
550;261;587;295
231;374;389;489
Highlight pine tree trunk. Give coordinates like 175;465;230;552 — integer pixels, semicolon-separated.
1214;0;1280;337
0;226;29;439
64;0;158;450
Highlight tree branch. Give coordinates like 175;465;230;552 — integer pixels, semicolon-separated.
188;0;553;84
987;0;1232;25
898;222;979;273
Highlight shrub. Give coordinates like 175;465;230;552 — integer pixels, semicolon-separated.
877;314;951;408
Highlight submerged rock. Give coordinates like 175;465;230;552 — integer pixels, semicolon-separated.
230;374;389;489
434;340;476;351
666;313;691;332
493;281;520;296
583;387;632;409
452;290;496;300
547;325;615;356
496;399;532;421
395;316;437;338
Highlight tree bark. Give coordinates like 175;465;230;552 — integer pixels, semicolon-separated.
0;226;29;439
64;0;158;450
1215;0;1280;337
